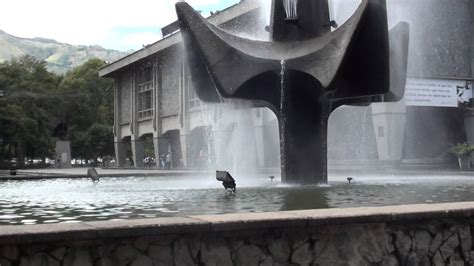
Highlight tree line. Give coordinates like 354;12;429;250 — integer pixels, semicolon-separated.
0;55;114;168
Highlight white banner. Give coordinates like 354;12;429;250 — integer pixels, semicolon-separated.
405;78;463;107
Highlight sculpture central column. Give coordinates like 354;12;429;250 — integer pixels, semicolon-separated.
279;68;329;184
271;0;330;41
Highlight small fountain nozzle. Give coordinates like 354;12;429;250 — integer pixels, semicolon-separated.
216;170;236;192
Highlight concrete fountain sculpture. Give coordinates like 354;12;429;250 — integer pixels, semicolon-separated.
176;0;409;184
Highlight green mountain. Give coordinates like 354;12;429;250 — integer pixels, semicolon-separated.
0;29;130;74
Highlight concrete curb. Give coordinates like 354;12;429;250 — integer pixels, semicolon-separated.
0;202;473;245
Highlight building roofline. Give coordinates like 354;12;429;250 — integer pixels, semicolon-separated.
99;0;260;77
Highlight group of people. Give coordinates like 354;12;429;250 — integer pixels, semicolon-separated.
143;156;155;167
143;152;172;169
161;153;172;169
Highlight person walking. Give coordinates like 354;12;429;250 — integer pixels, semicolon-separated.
160;154;165;169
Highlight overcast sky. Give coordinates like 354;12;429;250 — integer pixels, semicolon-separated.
0;0;238;51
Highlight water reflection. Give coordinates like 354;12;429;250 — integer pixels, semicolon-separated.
0;175;473;225
280;188;330;210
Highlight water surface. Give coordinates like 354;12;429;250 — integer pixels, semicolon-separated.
0;174;473;225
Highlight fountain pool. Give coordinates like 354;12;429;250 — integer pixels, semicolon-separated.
1;173;473;225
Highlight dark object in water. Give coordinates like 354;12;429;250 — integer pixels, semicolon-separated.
347;177;354;184
269;176;275;182
216;170;236;192
87;168;100;183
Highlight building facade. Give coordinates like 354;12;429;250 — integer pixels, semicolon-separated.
100;1;277;169
100;0;473;171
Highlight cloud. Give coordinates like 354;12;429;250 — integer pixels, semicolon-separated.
0;0;237;51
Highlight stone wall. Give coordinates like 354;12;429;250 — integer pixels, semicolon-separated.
0;203;474;266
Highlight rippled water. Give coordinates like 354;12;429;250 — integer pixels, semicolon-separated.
0;174;473;225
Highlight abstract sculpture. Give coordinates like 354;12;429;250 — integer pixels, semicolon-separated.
176;0;409;184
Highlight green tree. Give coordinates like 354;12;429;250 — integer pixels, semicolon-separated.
59;58;114;127
0;56;114;168
86;123;114;165
0;55;61;167
58;59;114;162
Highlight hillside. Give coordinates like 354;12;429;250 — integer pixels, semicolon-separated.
0;30;130;74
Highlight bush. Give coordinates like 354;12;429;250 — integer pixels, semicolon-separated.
449;142;474;158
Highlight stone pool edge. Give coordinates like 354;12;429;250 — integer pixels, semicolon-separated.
0;202;473;245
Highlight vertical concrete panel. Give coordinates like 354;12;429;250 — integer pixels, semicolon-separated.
155;64;162;134
180;134;188;167
469;1;474;165
132;139;145;167
179;62;188;168
387;0;471;78
119;71;133;124
114;140;128;167
114;79;119;138
170;131;183;168
371;102;406;162
160;50;180;117
153;137;161;168
471;0;474;77
156;137;170;168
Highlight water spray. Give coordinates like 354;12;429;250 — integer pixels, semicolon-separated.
282;0;298;23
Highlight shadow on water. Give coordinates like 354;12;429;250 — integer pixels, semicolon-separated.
280;187;330;211
215;193;238;213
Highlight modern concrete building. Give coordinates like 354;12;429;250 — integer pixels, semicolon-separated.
100;0;473;170
99;1;278;169
329;0;474;169
373;0;474;168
